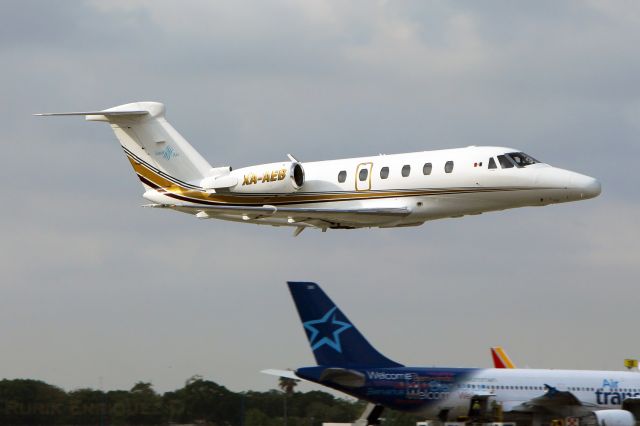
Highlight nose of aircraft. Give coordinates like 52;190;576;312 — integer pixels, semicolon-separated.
570;173;602;199
534;168;601;202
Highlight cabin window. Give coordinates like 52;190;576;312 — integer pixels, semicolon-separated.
402;165;411;177
359;168;369;181
423;163;432;175
380;167;389;179
338;170;347;183
497;155;514;169
445;161;454;173
488;158;497;169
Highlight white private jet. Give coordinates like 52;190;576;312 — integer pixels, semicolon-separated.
37;102;601;234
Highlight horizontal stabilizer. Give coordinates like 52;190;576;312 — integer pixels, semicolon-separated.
34;110;148;117
261;369;303;381
35;101;213;188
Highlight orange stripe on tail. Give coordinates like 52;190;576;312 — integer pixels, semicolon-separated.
491;346;516;369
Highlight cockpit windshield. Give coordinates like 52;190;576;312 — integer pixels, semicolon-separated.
505;152;539;168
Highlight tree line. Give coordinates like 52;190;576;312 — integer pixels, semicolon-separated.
0;375;421;426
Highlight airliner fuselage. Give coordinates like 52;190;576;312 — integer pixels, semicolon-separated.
297;365;640;419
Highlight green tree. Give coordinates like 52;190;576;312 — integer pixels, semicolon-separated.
126;382;163;425
245;407;271;426
278;377;299;396
130;382;154;394
66;388;106;425
278;377;299;426
0;375;371;426
174;375;240;424
0;379;67;425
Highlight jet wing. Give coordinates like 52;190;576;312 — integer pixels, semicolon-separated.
151;203;411;228
509;385;584;413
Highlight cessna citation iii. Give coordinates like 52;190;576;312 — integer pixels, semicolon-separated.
37;102;601;234
264;282;640;426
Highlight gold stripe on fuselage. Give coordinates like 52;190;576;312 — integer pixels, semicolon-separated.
128;155;531;207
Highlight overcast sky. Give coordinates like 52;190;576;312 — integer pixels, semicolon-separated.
2;0;640;395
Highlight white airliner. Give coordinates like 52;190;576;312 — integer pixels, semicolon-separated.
267;282;640;426
37;102;601;233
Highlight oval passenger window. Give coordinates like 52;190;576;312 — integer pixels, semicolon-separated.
445;161;454;173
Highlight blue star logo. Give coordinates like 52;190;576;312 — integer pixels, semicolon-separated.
303;307;353;353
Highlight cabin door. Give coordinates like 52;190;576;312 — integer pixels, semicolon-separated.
355;162;373;191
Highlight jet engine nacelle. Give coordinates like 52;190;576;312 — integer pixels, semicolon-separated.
228;161;305;193
593;410;636;426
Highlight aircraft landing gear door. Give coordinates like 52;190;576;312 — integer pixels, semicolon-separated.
355;162;373;191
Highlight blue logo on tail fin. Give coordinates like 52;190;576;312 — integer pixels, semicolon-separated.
155;145;179;160
303;307;353;353
288;281;403;368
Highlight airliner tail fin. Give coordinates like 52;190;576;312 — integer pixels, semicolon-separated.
36;102;212;189
287;281;402;368
491;346;516;369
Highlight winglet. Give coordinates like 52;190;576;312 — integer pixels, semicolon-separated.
544;384;558;395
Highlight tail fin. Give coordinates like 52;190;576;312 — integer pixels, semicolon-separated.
36;102;212;189
287;282;402;368
491;346;516;369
